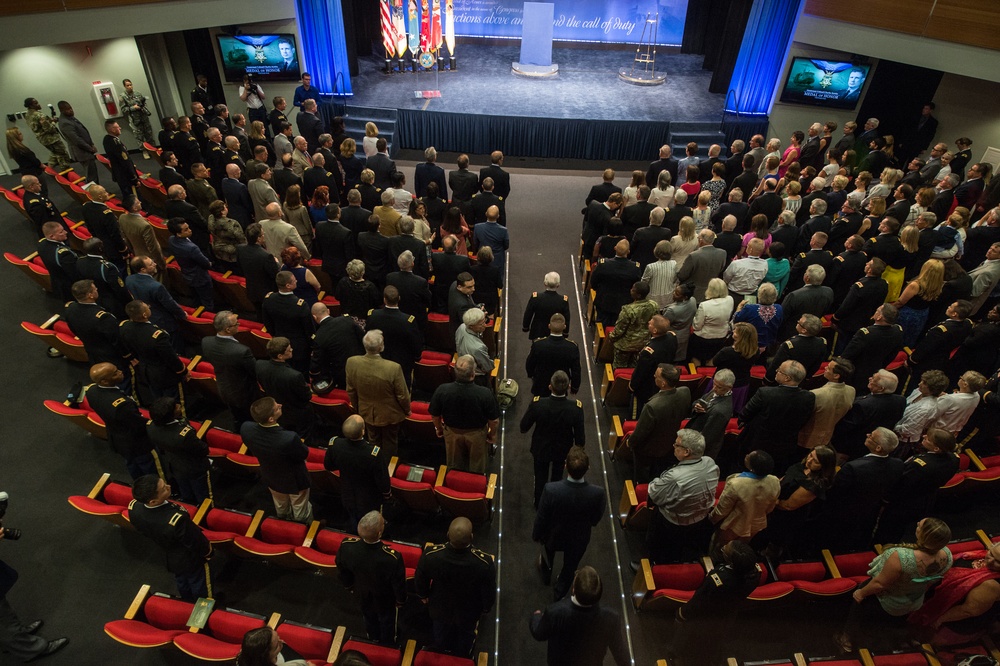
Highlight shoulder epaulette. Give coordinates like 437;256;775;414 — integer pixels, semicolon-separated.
914;457;927;467
893;324;903;331
179;426;192;436
96;310;107;318
382;544;401;559
710;572;724;587
470;546;492;563
407;315;415;323
576;400;583;408
531;291;538;297
371;445;381;457
265;291;274;298
562;294;568;301
112;397;126;407
784;340;793;348
634;261;640;267
854;281;863;288
344;536;361;544
598;258;606;264
153;330;164;338
297;299;305;306
642;346;654;354
367;309;375;316
128;499;137;510
799;252;807;258
425;543;446;554
497;196;504;201
835;256;845;263
936;324;947;332
168;512;184;526
533;396;540;402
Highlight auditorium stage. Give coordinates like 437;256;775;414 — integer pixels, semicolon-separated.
338;43;767;161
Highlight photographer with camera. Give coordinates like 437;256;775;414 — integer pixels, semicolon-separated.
0;492;70;661
120;79;155;160
240;73;267;127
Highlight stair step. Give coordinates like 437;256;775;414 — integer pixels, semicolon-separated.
670;121;723;132
344;105;399;122
669;131;726;144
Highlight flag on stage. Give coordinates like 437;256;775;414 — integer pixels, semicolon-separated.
445;0;455;56
420;0;430;53
392;0;408;58
431;0;443;50
407;0;420;56
380;0;396;56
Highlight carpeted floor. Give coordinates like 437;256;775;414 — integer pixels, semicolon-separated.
349;44;725;122
1;153;997;665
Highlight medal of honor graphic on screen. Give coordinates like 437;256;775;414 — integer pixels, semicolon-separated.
779;58;872;110
217;34;302;82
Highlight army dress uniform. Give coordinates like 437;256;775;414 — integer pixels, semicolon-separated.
77;254;130;318
589;257;642;327
841;324;904;395
519;394;586;507
828;249;869;302
832;276;889;352
82;200;129;269
267;108;288;137
414;542;497;656
85;384;157;479
875;451;960;544
37;236;79;302
26;108;72;171
335;537;407;645
765;334;828;383
522;290;571;341
630;332;679;418
788;248;835;291
119;320;187;403
23;190;64;236
324;436;391;527
355;182;383;213
173;130;203;178
525;335;581;396
908;318;975;380
63;301;129;368
128;499;212;601
261;292;314;373
469;191;506;226
610;298;660;370
103;132;138;199
365;308;423;388
147;418;210;504
310;314;365;390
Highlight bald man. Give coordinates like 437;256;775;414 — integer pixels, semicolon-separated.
479;150;510;199
86;363;157;479
81;185;129;270
471;204;510;277
589;238;642;326
221;162;253;228
470;176;506;226
164;183;211;254
20;175;61;235
325;415;391;526
415;517;497;655
335;511;407;645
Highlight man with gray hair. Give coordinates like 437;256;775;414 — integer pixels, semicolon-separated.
386;249;432;332
456;307;493;384
200;310;258;424
833;369;907;460
415;146;447;199
737;360;816;471
796;195;831;244
798;122;824;171
429;355;501;473
712;212;744;262
777;264;834;342
687;368;734;460
677;228;727;302
522;272;571;340
335;510;407;645
629;363;692;482
326;416;392;526
788;231;834;291
642;428;720;564
345;329;411;456
825;425;904;551
632;206;674;269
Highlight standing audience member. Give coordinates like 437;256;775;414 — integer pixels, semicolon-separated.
429;355;500;474
345;330;410;457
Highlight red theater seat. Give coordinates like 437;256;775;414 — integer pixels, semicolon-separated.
172;608;267;661
104;588;195;648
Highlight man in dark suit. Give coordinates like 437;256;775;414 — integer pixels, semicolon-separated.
629;364;692;482
776;265;835;342
885;184;915;224
365;286;423;387
794;199;832;251
479;150;511;200
256;336;315;440
631;208;674;270
589;240;642;326
531;447;605;601
236;223;281;314
167;218;214;310
367;139;396;190
662;190;693;236
158;151;187;190
677;230;727;302
770;211;799;256
82;185;129;270
645;144;678;189
832;370;906;459
797;123;824;172
737;360;815;472
260;271;314;372
620;186;656;241
221;164;253;228
824;426;904;551
521;370;586;507
525;315;581;397
713;214;743;264
310;302;364;390
712;190;750;236
125;256;186;352
901;102;939;164
730;154;758;204
240;397;313;523
325;415;392;528
907;300;975;378
414;146;448;199
449;154;480;220
386;252;432;332
313;204;355;284
582;192;623;259
164;184;211;255
341;190;373;243
430;235;471;313
295;99;324;153
200;311;258;425
586;169;622;206
698;144;723;182
747;179;783;226
841;304;905;395
723;140;746;186
930;175;958;222
469;178;506;227
530;566;629;666
387;218;429;279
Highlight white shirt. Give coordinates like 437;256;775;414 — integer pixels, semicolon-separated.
238;85;265;110
932;392;981;433
723;256;769;295
895;388;941;442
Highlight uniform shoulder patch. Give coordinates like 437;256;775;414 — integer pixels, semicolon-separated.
112;397;126;407
180;426;192;436
497;196;504;201
576;400;583;408
371;445;381;457
168;512;184;526
642;346;654;354
936;324;947;332
835;256;845;263
854;281;863;288
531;291;538;297
153;330;164;338
297;299;305;306
382;544;401;559
710;572;723;587
367;309;375;316
533;396;540;402
425;543;446;554
634;261;640;267
344;536;361;544
784;340;793;348
128;499;137;510
408;315;415;323
471;547;493;563
914;458;927;467
562;295;568;301
96;310;107;318
799;252;807;258
265;291;274;298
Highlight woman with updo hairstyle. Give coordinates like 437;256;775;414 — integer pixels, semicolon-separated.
338;137;367;191
335;259;380;325
623;169;645;207
440;206;471;255
309;185;330;225
835;517;953;654
280;245;321;306
362;121;379;157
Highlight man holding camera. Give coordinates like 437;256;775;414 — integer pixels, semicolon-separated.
120;78;155;158
0;492;70;661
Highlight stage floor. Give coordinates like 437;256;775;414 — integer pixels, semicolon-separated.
349;43;725;122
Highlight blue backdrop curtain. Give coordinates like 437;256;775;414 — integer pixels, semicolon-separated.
726;0;804;116
294;0;353;96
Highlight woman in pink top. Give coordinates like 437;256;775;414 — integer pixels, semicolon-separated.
778;130;803;179
679;165;702;199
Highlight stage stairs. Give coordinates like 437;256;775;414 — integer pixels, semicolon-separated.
669;121;727;156
343;106;399;158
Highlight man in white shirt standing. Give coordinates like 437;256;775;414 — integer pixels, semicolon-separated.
933;371;987;435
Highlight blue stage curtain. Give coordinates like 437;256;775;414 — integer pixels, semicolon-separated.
726;0;804;116
396;110;671;161
294;0;353;96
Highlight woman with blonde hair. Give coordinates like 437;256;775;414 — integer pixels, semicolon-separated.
689;278;735;365
782;180;802;217
865;168;902;206
338;137;366;191
623;169;644;206
905;187;936;225
248;121;273;166
282;184;314;249
834;517;953;654
691;190;712;231
710;321;758;410
362;121;379;157
859;195;885;238
894;259;944;347
669;216;699;271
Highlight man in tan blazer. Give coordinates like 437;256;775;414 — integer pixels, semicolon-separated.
345;329;411;456
117;194;165;280
797;357;856;449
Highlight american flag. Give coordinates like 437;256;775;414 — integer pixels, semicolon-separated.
380;0;396;56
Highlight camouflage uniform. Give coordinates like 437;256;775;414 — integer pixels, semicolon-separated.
610;298;660;369
26;109;72;170
120;89;155;147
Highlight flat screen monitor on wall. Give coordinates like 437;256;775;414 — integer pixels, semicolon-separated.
779;58;871;110
217;34;301;82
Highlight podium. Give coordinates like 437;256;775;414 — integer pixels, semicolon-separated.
512;2;558;78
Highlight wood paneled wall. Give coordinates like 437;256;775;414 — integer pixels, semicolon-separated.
0;0;171;17
805;0;1000;51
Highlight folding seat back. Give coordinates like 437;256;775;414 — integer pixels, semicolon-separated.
45;398;107;439
202;508;255;541
144;594;196;631
425;312;454;353
207;609;267;645
341;638;404;666
103;481;136;508
413;352;455;395
104;589;195;648
413;647;486;665
313;528;352;557
277;621;335;662
386;539;423;578
435;469;495;523
391;463;439;514
259;517;309;546
205;428;243;456
173;608;266;661
403;400;443;443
